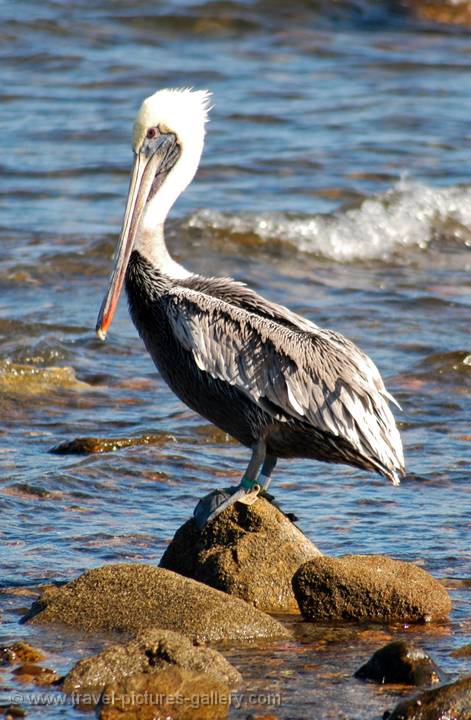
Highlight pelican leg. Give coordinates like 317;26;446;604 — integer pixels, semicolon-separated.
256;456;297;522
237;438;266;506
193;439;266;528
258;454;277;491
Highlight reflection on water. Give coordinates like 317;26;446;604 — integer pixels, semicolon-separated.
0;1;470;719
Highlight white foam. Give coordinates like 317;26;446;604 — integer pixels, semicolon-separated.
186;180;471;262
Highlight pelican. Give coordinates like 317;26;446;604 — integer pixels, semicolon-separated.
96;88;405;528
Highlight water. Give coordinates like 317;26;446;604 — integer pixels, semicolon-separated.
1;1;470;717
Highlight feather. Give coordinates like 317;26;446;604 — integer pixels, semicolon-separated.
164;283;405;480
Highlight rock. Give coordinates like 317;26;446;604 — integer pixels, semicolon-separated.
2;706;26;719
98;666;230;719
399;0;471;26
355;641;443;685
23;563;289;643
160;497;321;613
451;643;471;658
50;432;173;455
292;555;451;623
62;627;241;696
384;675;471;719
1;642;45;666
12;663;59;686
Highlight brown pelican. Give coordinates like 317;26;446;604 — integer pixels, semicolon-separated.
96;88;405;527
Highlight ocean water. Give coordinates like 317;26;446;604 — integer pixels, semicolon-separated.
0;1;470;718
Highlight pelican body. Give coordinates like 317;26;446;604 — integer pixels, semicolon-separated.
97;89;405;526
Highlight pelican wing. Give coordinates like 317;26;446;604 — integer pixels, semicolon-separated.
181;275;320;333
165;286;404;479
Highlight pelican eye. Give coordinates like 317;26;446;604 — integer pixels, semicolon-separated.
146;127;158;139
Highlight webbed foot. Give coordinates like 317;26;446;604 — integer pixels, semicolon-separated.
193;482;261;529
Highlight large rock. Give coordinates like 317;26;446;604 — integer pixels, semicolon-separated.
292;555;451;623
355;641;443;686
384;675;471;719
98;666;230;720
62;627;241;696
23;563;289;643
160;498;321;613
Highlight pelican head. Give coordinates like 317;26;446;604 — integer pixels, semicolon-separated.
96;88;211;340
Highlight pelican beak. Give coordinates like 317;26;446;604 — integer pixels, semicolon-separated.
96;135;175;340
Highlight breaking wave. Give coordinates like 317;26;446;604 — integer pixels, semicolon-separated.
186;181;471;262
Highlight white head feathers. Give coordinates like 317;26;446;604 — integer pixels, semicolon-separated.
132;88;212;152
133;88;212;267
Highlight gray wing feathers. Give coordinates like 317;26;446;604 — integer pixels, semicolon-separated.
166;287;404;478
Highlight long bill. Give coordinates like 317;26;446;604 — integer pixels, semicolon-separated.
96;139;170;340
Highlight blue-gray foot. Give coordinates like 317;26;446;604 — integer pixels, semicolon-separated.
193;481;261;529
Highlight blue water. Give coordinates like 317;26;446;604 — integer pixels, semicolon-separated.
0;1;470;718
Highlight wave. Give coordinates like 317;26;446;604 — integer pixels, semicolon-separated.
186;180;471;262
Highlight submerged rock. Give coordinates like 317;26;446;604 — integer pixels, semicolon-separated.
160;497;321;613
2;706;26;719
384;675;471;719
1;641;45;666
355;641;443;686
50;432;173;455
292;555;451;623
12;663;59;686
451;643;471;658
62;627;241;696
23;563;289;643
399;0;471;27
0;361;89;395
98;666;230;720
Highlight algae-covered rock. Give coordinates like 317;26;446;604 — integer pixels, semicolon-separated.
384;675;471;719
62;627;241;696
23;563;289;643
451;643;471;658
292;555;451;623
98;666;230;719
355;641;443;686
2;706;26;719
1;641;45;666
12;663;59;686
50;432;173;455
399;0;471;27
160;497;321;613
0;361;90;395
